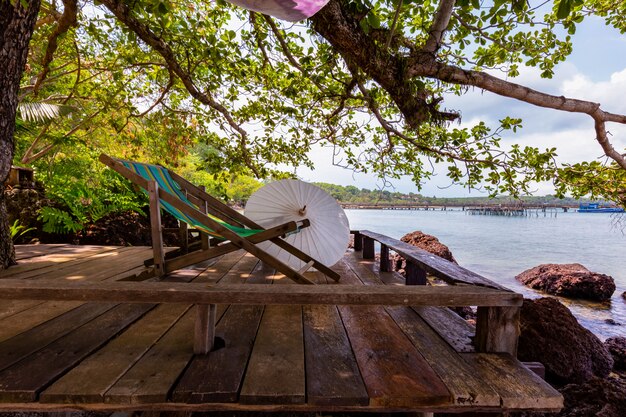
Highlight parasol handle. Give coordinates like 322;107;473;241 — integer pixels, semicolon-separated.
298;205;307;216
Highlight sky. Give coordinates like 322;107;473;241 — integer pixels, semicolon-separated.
295;15;626;197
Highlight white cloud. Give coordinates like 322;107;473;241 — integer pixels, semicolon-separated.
561;68;626;114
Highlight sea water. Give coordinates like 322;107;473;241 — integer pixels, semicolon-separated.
345;208;626;340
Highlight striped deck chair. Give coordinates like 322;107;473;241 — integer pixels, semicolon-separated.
100;154;341;284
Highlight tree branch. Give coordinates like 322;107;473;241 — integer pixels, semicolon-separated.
311;0;446;126
33;0;78;95
98;0;260;177
262;14;326;91
249;12;271;69
423;0;456;53
130;69;174;118
405;59;626;169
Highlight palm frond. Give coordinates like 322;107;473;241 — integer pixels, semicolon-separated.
17;102;75;123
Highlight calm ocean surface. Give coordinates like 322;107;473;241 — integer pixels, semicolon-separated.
345;208;626;340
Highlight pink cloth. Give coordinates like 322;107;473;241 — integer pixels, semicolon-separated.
226;0;330;21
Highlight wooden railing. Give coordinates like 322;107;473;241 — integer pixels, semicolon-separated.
352;230;521;356
1;230;523;357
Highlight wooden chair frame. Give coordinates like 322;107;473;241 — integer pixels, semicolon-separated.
100;154;341;285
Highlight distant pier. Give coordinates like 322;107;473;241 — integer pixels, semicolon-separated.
341;203;449;211
341;203;572;217
465;206;565;217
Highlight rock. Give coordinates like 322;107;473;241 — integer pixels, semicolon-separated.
515;263;615;301
557;376;626;417
5;187;50;243
399;231;457;263
453;306;477;325
604;318;621;326
622;291;625;300
605;337;626;371
518;297;613;385
392;231;456;285
79;210;180;247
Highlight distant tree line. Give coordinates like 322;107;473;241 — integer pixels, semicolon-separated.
313;183;595;207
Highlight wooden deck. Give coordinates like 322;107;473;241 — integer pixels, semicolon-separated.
0;243;562;414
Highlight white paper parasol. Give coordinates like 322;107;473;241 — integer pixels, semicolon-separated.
244;179;350;270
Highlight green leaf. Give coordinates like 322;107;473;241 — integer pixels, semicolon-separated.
556;0;572;20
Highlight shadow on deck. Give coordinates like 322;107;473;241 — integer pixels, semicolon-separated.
0;234;562;415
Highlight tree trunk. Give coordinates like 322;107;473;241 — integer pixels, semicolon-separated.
0;0;42;269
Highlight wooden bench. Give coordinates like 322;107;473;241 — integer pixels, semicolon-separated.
354;230;521;355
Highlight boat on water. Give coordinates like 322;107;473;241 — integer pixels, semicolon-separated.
578;203;625;213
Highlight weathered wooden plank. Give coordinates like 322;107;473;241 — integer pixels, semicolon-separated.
475;306;520;355
344;251;477;354
380;244;390;272
307;270;330;285
406;261;428;285
0;301;86;344
353;231;362;251
0;246;120;278
104;308;196;404
193;304;217;354
149;181;166;278
0;303;154;402
303;304;369;406
243;261;279;285
25;247;152;282
335;258;451;406
172;304;264;403
193;250;247;283
362;237;375;259
344;251;486;356
0;302;116;371
179;222;189;254
40;304;190;403
341;252;380;285
338;304;452;408
173;258;275;403
385;306;500;407
0;299;46;321
414;306;476;353
0;279;523;307
350;249;428;290
215;254;261;285
197;185;210;251
112;265;157;282
331;256;367;285
461;353;563;411
358;230;507;289
163;248;233;284
239;304;305;405
14;244;70;260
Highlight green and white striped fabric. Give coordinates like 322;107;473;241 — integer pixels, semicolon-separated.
118;159;263;238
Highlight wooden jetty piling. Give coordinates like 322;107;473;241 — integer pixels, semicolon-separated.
465;206;562;217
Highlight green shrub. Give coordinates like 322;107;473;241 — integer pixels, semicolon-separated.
10;220;36;241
